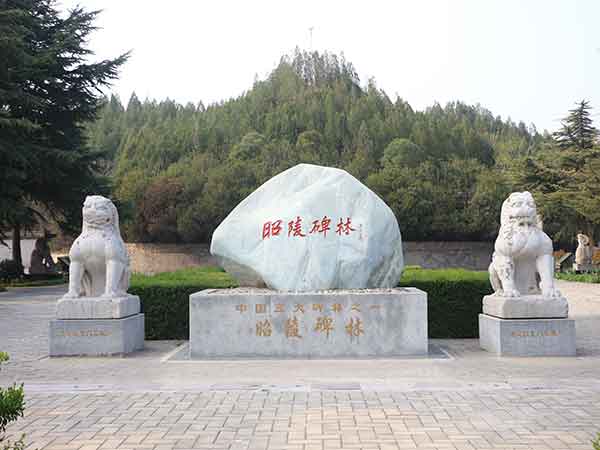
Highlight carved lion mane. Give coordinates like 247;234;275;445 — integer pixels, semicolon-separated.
488;192;560;298
63;195;130;299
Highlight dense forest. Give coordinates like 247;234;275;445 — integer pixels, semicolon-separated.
87;50;599;246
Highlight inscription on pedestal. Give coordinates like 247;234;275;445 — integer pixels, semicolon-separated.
511;330;559;337
57;330;113;337
479;314;575;356
190;288;428;358
49;314;144;356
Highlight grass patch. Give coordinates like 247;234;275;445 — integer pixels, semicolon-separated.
401;267;489;283
555;271;600;283
131;266;235;287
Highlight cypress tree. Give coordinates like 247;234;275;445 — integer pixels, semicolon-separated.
553;100;598;150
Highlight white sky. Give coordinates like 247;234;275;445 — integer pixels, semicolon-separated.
60;0;599;133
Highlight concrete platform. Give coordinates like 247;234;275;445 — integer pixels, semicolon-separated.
49;313;144;356
189;288;428;358
479;313;576;356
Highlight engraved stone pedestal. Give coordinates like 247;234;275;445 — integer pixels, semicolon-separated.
189;288;428;358
479;314;576;356
49;295;144;356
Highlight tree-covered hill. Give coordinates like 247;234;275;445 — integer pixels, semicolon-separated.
87;49;586;244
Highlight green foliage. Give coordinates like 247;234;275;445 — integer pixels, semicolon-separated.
0;353;26;450
515;143;600;245
592;433;600;450
86;49;543;243
512;100;600;245
555;271;600;283
399;268;492;338
0;0;128;266
130;267;237;339
0;261;22;282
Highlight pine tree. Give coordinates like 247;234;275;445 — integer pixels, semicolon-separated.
0;0;129;270
553;100;598;150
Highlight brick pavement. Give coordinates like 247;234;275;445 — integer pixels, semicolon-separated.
5;388;600;450
1;283;600;450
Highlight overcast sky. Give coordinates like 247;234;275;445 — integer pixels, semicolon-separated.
59;0;599;133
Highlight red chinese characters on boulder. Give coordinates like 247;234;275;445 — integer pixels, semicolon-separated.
262;220;283;239
288;216;306;238
336;217;356;236
261;216;357;239
309;216;332;237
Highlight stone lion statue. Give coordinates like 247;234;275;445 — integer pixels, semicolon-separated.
63;195;130;299
488;191;561;298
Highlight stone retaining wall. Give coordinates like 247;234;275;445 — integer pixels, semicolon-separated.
125;243;218;275
403;241;494;271
124;241;494;275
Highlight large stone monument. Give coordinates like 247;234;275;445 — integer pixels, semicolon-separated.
479;192;575;356
49;196;144;356
211;163;404;291
191;164;427;358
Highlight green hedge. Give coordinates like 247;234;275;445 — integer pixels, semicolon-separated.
130;267;237;339
399;267;492;338
133;266;492;340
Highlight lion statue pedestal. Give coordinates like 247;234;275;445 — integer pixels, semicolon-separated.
49;196;144;356
479;192;575;357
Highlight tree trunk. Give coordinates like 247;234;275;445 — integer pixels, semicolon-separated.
11;223;24;274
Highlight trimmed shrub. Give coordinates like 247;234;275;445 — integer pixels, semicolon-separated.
130;267;237;339
132;266;491;340
0;260;23;282
399;267;492;338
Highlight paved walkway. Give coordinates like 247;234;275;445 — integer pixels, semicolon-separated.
1;282;599;450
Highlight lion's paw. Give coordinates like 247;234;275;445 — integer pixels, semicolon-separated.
542;288;562;299
502;288;521;298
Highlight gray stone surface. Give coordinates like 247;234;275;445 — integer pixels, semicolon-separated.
3;283;600;450
479;313;576;356
190;288;427;358
211;164;404;291
49;313;144;356
483;293;569;319
55;294;140;319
